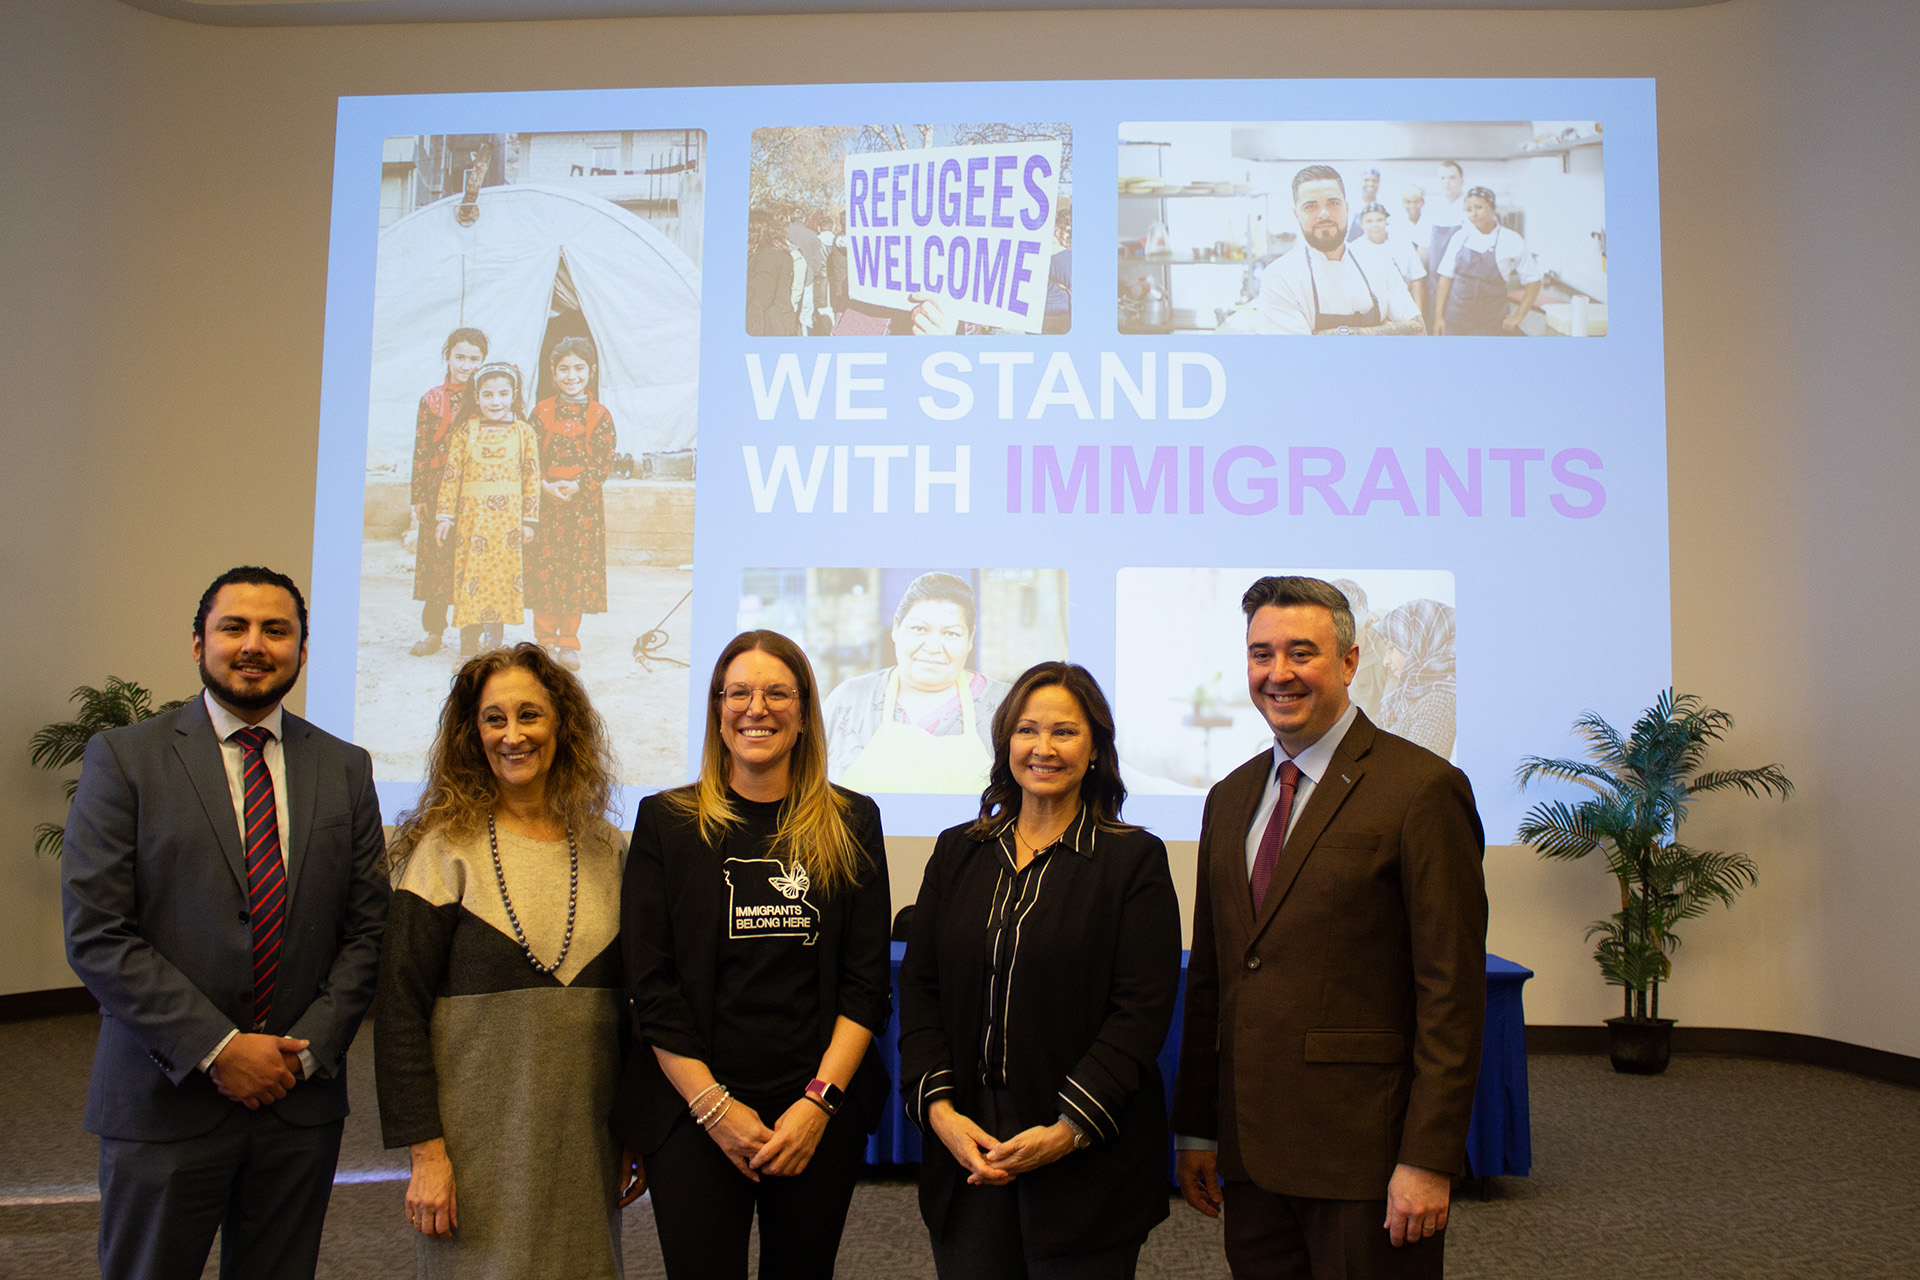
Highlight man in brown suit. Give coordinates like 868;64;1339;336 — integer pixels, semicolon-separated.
1171;575;1486;1279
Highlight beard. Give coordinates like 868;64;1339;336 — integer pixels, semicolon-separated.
1304;220;1346;254
200;654;302;714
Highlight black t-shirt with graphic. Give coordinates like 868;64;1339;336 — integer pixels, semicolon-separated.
710;792;823;1100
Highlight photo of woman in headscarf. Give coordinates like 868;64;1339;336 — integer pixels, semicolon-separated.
820;572;1011;794
1377;598;1457;759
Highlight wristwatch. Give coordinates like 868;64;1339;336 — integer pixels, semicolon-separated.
804;1078;843;1116
1059;1114;1092;1150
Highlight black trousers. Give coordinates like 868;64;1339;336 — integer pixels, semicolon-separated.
645;1096;867;1280
1222;1180;1444;1280
928;1087;1143;1280
930;1178;1142;1280
97;1107;344;1280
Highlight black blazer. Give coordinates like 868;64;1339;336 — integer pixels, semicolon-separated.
61;696;390;1142
898;810;1182;1260
611;786;893;1154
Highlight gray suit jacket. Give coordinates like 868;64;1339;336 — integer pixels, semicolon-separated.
62;695;390;1142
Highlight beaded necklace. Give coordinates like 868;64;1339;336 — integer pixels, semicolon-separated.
487;813;578;976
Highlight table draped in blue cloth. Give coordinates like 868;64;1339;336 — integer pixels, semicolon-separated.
865;943;1534;1181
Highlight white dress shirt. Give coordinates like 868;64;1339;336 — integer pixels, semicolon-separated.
203;691;292;864
197;691;317;1078
1255;243;1421;335
1179;700;1361;1151
1435;222;1543;285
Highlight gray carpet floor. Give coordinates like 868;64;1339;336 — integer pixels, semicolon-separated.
4;1014;1919;1278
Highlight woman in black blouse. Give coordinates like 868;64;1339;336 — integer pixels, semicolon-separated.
900;662;1183;1279
614;629;893;1279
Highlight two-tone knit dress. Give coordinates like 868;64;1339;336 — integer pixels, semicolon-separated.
376;819;627;1280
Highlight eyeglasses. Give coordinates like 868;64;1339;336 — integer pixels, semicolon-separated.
718;684;797;711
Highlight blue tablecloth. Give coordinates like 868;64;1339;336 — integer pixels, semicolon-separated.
865;944;1533;1180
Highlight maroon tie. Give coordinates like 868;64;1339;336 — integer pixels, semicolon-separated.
231;727;286;1030
1249;759;1303;912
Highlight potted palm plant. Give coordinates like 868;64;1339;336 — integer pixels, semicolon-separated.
1515;690;1791;1074
29;678;187;858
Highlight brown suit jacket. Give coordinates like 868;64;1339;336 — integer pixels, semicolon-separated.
1170;709;1487;1200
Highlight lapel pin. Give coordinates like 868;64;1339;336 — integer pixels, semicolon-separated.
1341;774;1352;784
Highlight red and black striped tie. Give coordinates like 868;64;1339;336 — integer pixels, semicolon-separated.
230;727;286;1031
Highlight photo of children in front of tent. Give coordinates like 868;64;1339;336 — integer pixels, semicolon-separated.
356;129;705;789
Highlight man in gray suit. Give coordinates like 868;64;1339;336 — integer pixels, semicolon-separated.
63;566;389;1279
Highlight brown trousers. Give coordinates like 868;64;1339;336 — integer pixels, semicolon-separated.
1223;1180;1445;1280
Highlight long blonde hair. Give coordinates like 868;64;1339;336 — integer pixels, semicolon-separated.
664;630;866;894
391;644;618;869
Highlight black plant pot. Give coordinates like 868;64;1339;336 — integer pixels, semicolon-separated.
1606;1016;1675;1075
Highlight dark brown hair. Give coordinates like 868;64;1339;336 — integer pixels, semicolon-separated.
969;662;1135;839
194;566;307;646
1241;575;1357;654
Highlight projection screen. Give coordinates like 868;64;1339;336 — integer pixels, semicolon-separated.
309;77;1665;841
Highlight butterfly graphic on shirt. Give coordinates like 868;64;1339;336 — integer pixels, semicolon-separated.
769;864;810;899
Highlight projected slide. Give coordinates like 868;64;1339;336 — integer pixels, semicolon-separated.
312;79;1666;839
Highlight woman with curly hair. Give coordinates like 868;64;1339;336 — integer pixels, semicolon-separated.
376;643;640;1280
613;630;892;1279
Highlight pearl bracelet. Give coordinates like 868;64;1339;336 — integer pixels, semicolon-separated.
695;1087;732;1129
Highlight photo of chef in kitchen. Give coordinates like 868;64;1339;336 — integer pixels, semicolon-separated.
1118;120;1606;336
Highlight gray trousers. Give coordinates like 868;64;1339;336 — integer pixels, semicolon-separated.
98;1107;344;1280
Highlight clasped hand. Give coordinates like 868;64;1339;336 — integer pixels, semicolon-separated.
208;1032;307;1108
926;1100;1074;1186
704;1096;836;1181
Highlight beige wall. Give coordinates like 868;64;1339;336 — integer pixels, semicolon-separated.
6;0;1917;1055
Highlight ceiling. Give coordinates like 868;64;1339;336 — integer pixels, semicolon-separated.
120;0;1729;27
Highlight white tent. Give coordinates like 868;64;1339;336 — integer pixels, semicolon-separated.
365;183;701;474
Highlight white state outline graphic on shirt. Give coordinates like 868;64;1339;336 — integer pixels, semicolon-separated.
722;857;820;945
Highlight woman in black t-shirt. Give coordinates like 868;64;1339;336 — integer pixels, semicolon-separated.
614;629;893;1280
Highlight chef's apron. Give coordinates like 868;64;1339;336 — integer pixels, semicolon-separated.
1443;235;1513;336
838;668;992;794
1309;249;1382;333
1425;222;1461;332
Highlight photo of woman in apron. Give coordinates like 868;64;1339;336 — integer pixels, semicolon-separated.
821;572;1011;794
1434;186;1543;336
